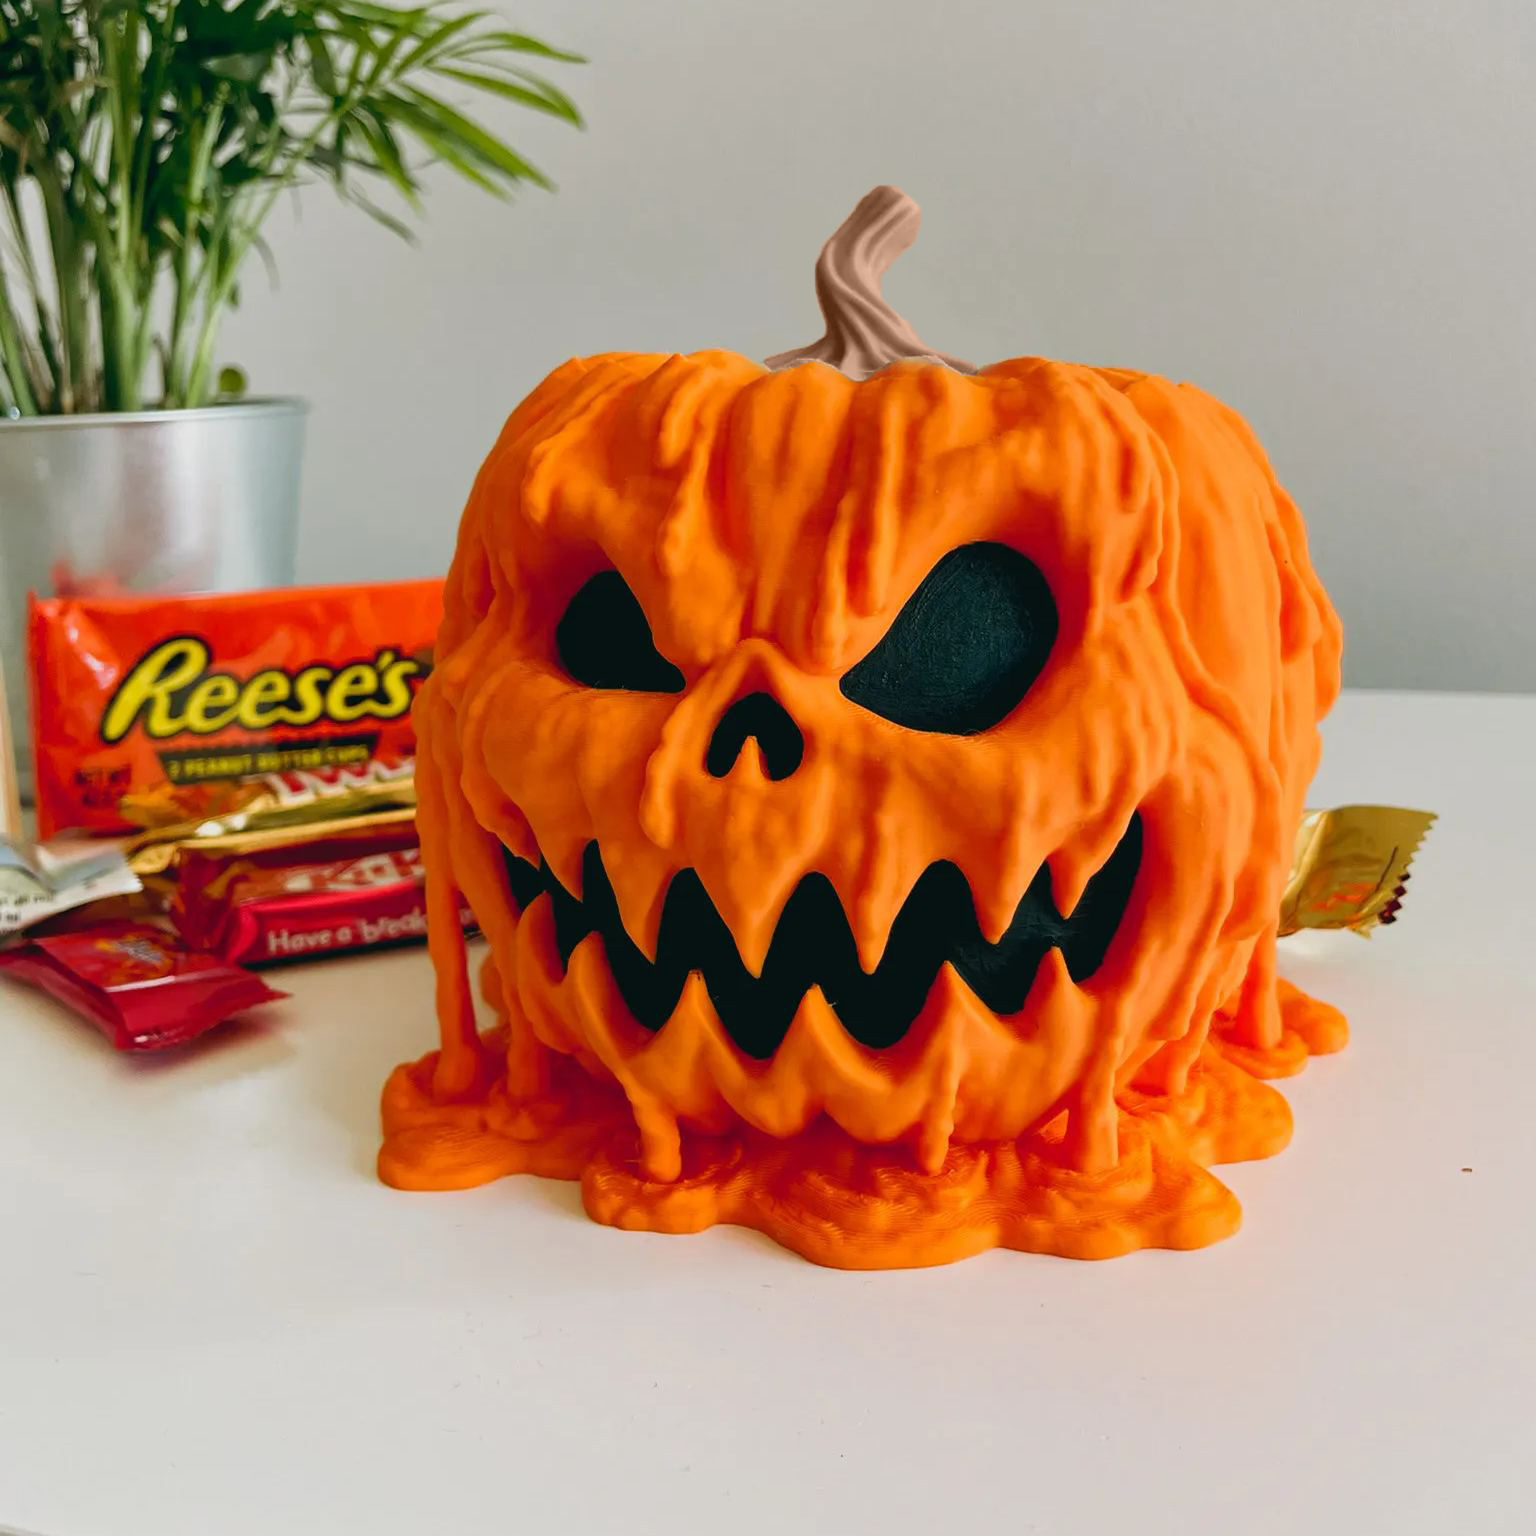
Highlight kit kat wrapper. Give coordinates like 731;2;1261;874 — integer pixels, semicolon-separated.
1280;805;1436;937
129;804;418;876
171;823;475;966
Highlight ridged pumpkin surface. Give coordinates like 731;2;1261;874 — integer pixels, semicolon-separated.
379;339;1345;1266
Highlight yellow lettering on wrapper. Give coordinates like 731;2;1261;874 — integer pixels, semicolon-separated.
99;640;424;743
235;670;293;729
326;663;384;722
182;673;241;734
285;668;330;726
379;651;420;716
101;637;210;743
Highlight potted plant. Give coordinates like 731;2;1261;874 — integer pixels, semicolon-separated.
0;0;581;787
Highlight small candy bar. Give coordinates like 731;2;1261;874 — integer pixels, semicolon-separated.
0;921;286;1050
170;820;472;966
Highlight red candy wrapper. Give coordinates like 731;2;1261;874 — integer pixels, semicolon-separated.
0;921;287;1050
28;577;442;838
172;822;474;966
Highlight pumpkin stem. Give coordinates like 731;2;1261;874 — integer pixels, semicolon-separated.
765;185;975;380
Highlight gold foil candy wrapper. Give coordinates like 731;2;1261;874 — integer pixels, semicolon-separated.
119;757;417;832
1280;805;1436;937
126;781;418;876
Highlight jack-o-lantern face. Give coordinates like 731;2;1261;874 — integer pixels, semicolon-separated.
383;188;1345;1267
508;537;1137;1063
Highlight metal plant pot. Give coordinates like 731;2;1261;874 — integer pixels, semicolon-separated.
0;398;307;801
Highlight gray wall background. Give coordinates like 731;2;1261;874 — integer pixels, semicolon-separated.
222;0;1536;692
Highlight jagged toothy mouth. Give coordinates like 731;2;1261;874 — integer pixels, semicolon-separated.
502;819;1142;1060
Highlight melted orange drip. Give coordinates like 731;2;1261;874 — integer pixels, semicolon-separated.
379;978;1332;1267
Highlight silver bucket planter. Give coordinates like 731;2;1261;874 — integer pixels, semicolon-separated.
0;398;307;802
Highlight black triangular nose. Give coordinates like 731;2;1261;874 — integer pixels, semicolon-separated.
706;691;804;781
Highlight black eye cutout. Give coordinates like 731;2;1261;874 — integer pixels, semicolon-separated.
839;542;1058;734
556;569;685;693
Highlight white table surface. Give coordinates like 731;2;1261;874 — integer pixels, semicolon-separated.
2;688;1532;1536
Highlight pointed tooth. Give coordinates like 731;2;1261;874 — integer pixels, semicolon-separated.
499;823;542;871
839;879;895;974
485;800;540;868
975;855;1028;946
1051;813;1133;920
1032;943;1076;1002
673;969;720;1034
601;848;675;962
693;862;795;978
782;984;849;1054
566;928;630;1028
744;987;843;1136
1050;844;1098;921
724;889;782;978
669;973;756;1114
513;892;560;984
820;793;911;973
512;895;578;1054
542;833;589;903
973;832;1043;946
778;986;917;1144
975;879;1018;947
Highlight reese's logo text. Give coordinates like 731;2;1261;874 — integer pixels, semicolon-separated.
100;636;422;744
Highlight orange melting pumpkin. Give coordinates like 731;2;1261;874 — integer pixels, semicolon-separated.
380;187;1346;1266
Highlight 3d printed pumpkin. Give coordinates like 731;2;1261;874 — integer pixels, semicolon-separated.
380;186;1346;1266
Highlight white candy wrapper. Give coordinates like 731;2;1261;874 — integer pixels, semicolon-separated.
0;838;143;937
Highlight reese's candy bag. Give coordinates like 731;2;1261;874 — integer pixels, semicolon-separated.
28;578;442;838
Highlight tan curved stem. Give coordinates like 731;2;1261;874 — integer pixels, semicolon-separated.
765;185;975;380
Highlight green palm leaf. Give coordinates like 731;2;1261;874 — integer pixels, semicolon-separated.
0;0;585;413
